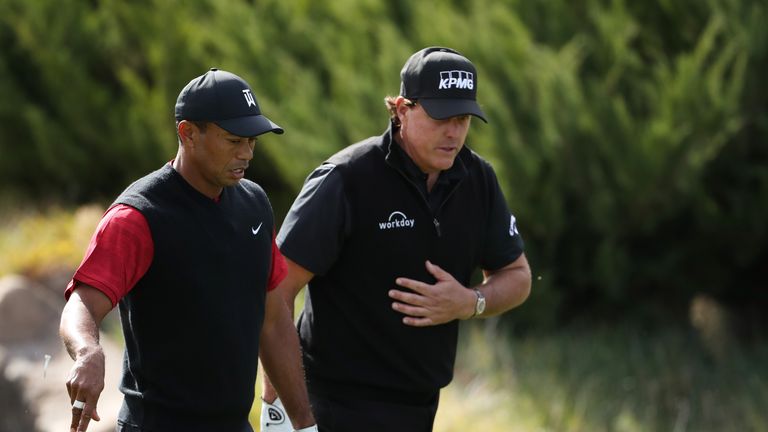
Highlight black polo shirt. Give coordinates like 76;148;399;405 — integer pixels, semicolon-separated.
277;122;524;398
278;124;521;275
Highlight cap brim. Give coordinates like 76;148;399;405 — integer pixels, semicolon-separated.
419;99;488;123
215;115;285;137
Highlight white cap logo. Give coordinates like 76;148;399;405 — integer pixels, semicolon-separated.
242;89;256;107
439;70;474;90
509;215;519;237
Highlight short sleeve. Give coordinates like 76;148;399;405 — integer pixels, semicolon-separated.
277;164;348;275
266;232;287;291
480;166;524;271
65;204;154;306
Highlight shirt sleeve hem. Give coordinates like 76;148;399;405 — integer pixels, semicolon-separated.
67;274;121;308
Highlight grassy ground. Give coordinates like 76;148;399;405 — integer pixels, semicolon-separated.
432;322;768;432
4;205;766;431
250;320;768;431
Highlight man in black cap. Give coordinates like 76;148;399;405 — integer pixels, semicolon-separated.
260;48;532;431
60;69;317;432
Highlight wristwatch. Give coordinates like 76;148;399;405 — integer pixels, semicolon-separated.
471;288;486;317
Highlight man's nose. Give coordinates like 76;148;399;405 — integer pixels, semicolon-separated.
237;141;254;160
445;117;464;137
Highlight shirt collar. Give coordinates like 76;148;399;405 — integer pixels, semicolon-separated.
384;121;468;185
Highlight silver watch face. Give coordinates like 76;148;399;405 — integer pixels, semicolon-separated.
475;292;486;315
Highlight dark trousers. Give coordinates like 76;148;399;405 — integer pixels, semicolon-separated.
116;421;253;432
310;391;440;432
116;397;253;432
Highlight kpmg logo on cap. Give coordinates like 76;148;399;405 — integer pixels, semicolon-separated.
439;70;474;90
242;89;256;107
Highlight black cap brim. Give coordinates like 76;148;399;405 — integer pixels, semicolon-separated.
419;99;488;123
215;115;284;137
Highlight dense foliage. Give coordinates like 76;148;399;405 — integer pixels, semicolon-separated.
1;0;765;331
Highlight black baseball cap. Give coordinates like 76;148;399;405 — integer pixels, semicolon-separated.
400;47;487;123
175;68;284;136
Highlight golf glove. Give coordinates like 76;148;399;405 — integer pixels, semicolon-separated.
260;397;291;431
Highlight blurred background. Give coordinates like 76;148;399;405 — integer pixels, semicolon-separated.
1;0;766;430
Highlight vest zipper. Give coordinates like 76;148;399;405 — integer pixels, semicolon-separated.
431;176;465;238
392;169;440;236
391;162;466;238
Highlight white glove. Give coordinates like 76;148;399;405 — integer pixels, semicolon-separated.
260;396;319;432
260;397;291;432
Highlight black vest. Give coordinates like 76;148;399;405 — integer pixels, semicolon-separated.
114;164;274;430
299;134;497;397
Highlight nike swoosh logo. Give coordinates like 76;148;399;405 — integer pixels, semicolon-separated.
251;222;263;236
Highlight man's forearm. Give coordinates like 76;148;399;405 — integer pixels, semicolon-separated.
259;300;314;428
262;257;313;404
475;254;532;317
60;288;108;360
60;286;113;431
262;286;297;404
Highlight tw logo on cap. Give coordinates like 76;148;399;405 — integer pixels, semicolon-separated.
439;70;474;90
242;89;256;107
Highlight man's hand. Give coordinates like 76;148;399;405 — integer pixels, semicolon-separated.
65;346;104;432
389;260;476;326
260;397;291;431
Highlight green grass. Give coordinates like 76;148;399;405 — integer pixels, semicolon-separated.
434;322;768;432
251;318;768;431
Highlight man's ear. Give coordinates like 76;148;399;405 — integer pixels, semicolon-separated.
395;96;411;123
177;120;197;146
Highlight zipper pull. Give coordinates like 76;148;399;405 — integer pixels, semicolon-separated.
433;218;441;237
